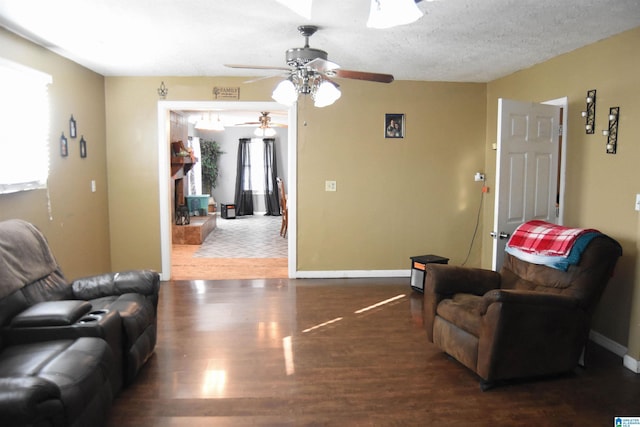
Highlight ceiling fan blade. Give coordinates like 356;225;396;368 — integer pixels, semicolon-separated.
244;73;289;84
330;68;394;83
305;57;340;73
225;64;291;71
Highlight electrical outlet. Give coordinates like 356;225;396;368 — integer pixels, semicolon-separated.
635;193;640;211
325;180;337;192
474;172;485;182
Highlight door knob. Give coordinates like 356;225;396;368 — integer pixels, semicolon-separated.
490;231;510;239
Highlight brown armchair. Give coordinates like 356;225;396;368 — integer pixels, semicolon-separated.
422;234;622;390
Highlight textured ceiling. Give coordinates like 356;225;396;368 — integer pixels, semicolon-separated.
0;0;639;83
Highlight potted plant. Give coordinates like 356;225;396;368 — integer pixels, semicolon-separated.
199;139;224;211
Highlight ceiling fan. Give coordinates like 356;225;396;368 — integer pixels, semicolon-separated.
225;25;394;107
236;112;288;129
236;112;287;137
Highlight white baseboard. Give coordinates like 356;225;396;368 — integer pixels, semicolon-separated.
294;269;410;279
623;355;640;373
589;330;627;357
589;330;640;374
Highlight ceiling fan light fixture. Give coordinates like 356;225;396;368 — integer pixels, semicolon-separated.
366;0;424;29
254;126;277;137
211;115;225;131
272;78;298;106
313;80;341;108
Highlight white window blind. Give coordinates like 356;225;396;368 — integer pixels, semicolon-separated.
0;59;52;194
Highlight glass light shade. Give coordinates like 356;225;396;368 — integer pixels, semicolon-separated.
254;127;277;137
211;117;225;131
313;81;341;108
366;0;423;29
272;79;298;106
195;120;213;130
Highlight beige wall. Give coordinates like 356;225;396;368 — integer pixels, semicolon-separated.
104;77;276;272
0;28;111;280
482;27;640;358
104;77;486;274
296;81;486;270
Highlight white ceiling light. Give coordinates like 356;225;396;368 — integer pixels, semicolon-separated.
272;78;298;106
195;113;225;131
366;0;424;29
313;80;341;108
272;73;342;108
254;126;277;137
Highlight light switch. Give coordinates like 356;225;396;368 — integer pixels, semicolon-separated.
91;180;96;193
325;180;337;192
635;193;640;211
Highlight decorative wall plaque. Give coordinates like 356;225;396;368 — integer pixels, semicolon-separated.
213;86;240;100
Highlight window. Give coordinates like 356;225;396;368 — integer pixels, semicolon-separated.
0;59;52;194
249;138;265;194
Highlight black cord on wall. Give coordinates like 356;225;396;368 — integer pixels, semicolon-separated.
460;188;485;267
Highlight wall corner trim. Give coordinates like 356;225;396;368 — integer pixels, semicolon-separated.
623;355;640;374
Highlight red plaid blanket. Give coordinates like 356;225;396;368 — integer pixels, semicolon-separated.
507;220;598;257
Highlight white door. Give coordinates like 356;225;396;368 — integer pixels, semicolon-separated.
491;99;561;271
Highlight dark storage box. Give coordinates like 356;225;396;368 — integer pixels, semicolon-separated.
221;204;236;219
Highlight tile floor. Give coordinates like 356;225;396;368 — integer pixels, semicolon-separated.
194;214;287;259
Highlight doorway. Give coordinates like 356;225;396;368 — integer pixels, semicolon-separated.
491;97;567;271
157;101;297;281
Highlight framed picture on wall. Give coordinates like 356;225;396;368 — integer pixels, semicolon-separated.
69;115;77;138
385;113;404;139
60;133;68;157
79;136;87;158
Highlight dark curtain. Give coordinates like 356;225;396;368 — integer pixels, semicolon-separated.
234;138;253;216
263;138;281;216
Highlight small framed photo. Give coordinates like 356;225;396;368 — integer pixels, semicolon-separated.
385;113;404;139
60;133;68;157
69;115;77;139
79;136;87;158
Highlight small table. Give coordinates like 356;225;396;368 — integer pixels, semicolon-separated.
410;254;449;293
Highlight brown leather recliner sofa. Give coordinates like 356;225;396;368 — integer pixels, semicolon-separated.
0;219;160;426
422;232;622;390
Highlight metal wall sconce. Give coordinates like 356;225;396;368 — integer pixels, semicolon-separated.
602;106;620;154
157;81;168;99
581;89;596;134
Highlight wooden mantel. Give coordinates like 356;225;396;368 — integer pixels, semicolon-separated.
171;156;195;177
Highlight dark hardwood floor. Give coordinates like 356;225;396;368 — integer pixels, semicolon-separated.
106;278;638;426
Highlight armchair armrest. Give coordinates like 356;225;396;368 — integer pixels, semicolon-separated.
71;269;160;300
422;264;500;342
479;289;580;315
424;264;501;296
483;289;580;307
477;289;588;381
0;377;61;423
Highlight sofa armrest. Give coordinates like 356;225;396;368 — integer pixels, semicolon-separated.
10;301;92;328
71;270;160;300
424;264;501;296
0;377;62;424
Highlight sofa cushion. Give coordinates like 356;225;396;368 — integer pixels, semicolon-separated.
436;293;484;336
0;338;114;425
10;300;92;327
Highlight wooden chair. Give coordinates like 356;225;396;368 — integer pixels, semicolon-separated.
276;177;288;238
